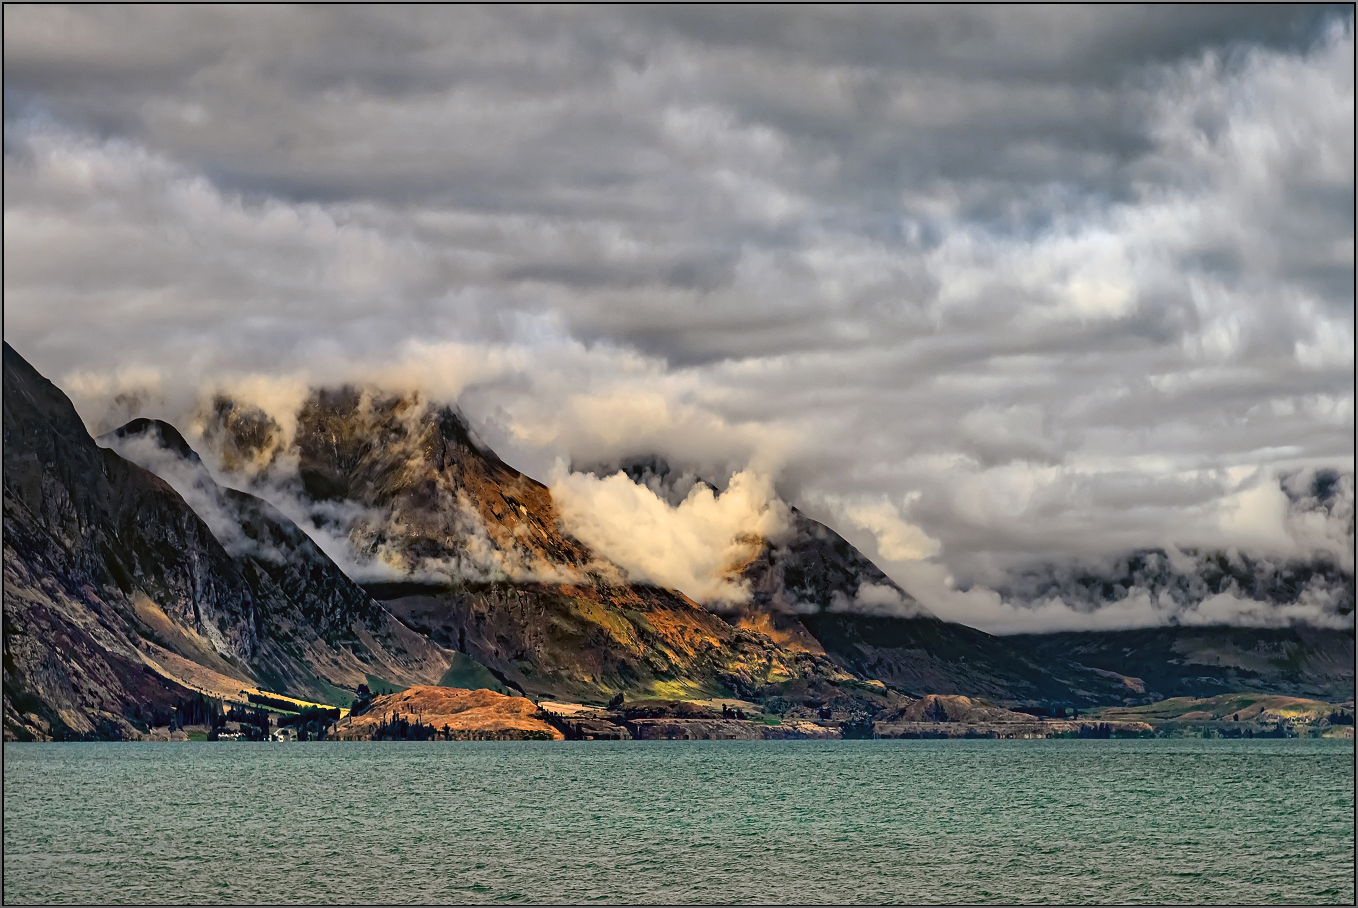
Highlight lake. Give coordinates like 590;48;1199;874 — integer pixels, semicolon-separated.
3;739;1353;904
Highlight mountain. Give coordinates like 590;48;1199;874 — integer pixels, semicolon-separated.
200;394;1347;710
1005;625;1354;703
207;406;1151;708
2;344;449;741
194;388;853;704
734;508;1152;705
200;387;1198;707
8;343;1350;739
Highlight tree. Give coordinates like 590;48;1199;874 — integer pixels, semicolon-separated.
351;684;373;716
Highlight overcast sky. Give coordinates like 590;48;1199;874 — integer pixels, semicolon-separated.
4;6;1354;632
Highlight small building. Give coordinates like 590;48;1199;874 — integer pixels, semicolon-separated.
272;727;297;742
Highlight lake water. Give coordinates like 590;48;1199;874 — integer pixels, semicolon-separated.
3;739;1353;905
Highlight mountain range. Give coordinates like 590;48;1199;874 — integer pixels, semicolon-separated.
3;341;1352;740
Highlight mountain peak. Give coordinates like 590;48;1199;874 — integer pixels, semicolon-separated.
104;418;202;465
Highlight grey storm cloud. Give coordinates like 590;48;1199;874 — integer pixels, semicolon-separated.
3;5;1353;632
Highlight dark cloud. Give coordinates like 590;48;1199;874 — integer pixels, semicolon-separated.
3;5;1352;631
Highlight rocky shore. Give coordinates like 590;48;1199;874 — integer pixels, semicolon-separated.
534;693;1158;741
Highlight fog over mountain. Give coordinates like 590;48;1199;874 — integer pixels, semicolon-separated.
4;6;1353;633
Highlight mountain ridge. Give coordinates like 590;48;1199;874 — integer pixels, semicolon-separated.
6;343;1353;739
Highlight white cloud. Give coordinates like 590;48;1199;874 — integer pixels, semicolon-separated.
548;465;791;605
815;495;940;563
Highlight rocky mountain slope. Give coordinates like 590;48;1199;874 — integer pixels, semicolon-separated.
172;388;855;704
3;344;450;740
197;392;1157;708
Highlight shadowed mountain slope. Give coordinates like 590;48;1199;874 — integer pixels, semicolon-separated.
728;507;1149;705
1006;625;1354;703
3;344;450;740
101;417;452;700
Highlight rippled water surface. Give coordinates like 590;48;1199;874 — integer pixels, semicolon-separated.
3;739;1353;904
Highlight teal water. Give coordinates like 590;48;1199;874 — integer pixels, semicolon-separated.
3;739;1353;905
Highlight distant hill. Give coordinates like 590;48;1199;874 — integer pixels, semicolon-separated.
1006;625;1354;703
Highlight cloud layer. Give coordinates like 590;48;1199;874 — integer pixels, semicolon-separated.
549;465;790;604
5;7;1353;631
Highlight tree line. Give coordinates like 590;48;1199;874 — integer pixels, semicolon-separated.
368;711;456;741
280;705;341;741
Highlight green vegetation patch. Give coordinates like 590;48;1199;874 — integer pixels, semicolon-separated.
364;674;407;696
1090;694;1351;737
1099;693;1338;723
316;682;357;708
437;653;510;694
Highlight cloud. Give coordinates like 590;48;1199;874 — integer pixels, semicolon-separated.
3;7;1352;631
828;582;929;619
548;464;791;605
805;493;940;563
885;553;1353;636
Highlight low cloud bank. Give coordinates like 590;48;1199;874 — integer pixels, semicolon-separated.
868;468;1355;635
827;582;930;619
873;556;1352;636
549;463;791;605
112;385;1354;634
